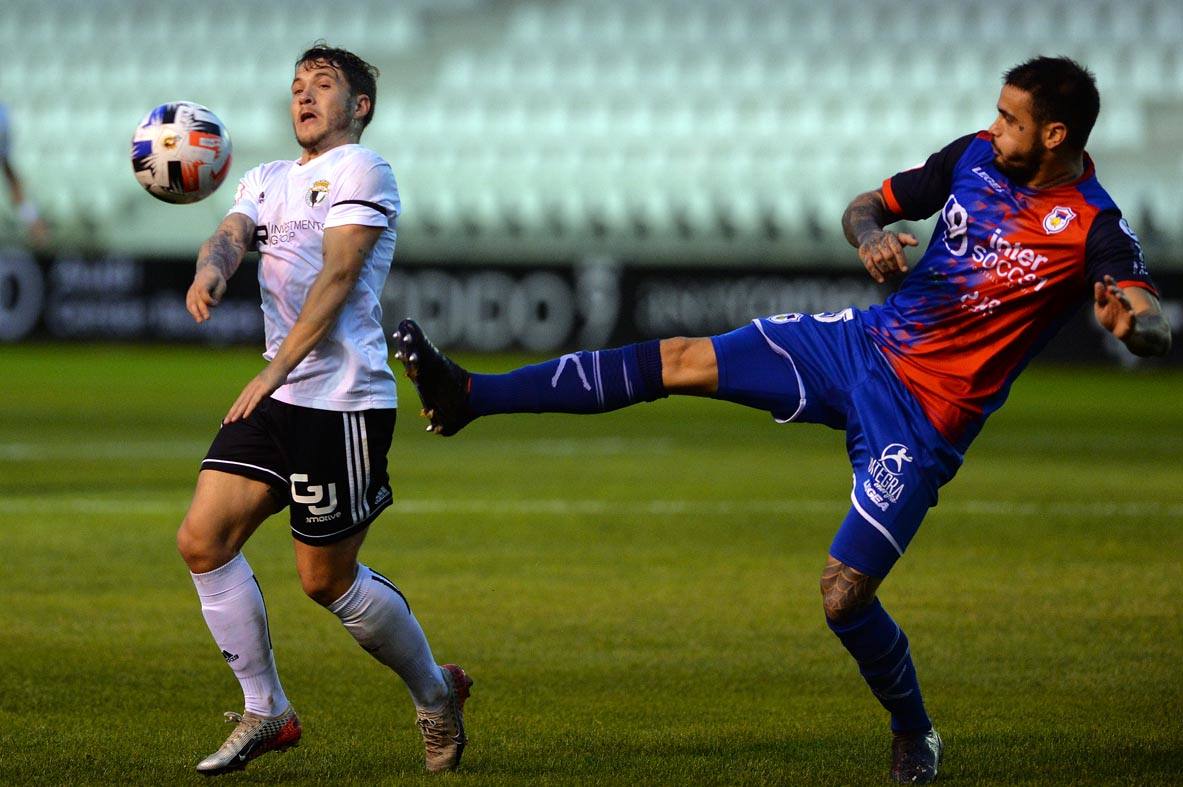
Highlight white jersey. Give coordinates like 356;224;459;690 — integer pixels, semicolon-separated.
228;144;400;411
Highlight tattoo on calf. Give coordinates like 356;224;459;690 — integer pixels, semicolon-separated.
820;556;882;623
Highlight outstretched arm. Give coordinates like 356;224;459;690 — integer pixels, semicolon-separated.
1094;275;1172;357
842;189;919;284
222;223;383;423
187;212;256;323
3;158;26;204
4;158;49;245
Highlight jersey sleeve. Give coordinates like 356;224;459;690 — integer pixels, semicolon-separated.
1085;211;1158;295
325;158;400;229
226;166;263;224
881;133;978;220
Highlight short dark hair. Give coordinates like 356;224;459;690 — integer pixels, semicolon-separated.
1003;56;1100;151
296;42;380;128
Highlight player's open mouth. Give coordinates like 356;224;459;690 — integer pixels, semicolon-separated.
299;112;317;124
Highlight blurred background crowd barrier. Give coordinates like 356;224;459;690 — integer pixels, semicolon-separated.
1;0;1180;358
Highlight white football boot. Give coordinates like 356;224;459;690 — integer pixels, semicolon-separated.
416;664;473;772
195;706;301;776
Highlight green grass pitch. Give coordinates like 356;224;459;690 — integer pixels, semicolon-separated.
1;344;1180;785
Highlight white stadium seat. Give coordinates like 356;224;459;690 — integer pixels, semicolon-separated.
0;0;1178;256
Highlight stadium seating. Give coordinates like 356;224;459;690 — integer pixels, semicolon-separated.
0;0;1179;262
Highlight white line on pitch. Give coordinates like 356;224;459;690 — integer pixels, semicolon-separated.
3;497;1181;519
0;437;674;461
0;441;208;460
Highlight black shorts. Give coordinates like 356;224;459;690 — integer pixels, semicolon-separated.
201;397;396;545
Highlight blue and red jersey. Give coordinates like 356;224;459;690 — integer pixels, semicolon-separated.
862;132;1158;452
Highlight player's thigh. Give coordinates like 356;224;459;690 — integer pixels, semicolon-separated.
178;469;284;571
710;315;852;425
831;381;960;579
829;484;936;580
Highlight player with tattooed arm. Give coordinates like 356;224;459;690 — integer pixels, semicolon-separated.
177;44;470;776
395;57;1169;782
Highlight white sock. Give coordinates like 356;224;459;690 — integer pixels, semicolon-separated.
191;553;289;717
330;564;448;709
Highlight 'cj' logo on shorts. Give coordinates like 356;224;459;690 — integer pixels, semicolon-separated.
863;443;912;511
291;473;338;516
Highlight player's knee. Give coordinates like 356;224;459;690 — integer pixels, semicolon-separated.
175;518;210;568
819;565;878;624
176;519;234;574
298;566;351;607
659;337;717;393
821;582;873;624
660;337;696;373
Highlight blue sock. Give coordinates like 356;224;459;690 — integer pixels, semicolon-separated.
469;340;667;416
827;599;932;733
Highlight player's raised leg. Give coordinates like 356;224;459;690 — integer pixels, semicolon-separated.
296;530;472;772
177;470;301;776
394;319;732;435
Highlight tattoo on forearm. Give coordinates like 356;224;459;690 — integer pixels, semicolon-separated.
843;192;890;249
197;228;245;278
820;556;882;622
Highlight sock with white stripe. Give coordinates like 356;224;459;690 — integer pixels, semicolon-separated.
191;553;289;717
469;340;666;416
329;564;448;710
827;599;931;733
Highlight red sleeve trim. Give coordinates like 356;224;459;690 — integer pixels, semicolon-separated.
881;177;903;216
1115;280;1160;298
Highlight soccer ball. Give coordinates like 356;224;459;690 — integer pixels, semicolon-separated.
130;101;232;204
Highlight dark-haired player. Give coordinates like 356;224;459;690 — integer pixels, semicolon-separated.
396;56;1169;783
179;45;470;776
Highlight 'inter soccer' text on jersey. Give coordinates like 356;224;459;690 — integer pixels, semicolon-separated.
866;132;1156;450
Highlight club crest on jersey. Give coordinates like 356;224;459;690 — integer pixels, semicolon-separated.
1042;206;1077;235
306;179;330;207
863;443;912;511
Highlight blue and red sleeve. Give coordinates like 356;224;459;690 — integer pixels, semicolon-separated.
881;133;980;220
1085;211;1159;296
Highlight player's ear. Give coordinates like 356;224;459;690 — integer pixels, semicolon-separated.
352;94;371;122
1043;121;1069;152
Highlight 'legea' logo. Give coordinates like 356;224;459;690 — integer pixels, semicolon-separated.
291;474;338;516
863;443;913;511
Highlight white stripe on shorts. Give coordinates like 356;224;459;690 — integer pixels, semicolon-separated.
357;414;372;521
343;413;360;524
751;319;807;423
849;486;905;557
201;458;287;487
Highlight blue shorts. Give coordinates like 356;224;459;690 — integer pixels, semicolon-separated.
711;309;963;578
